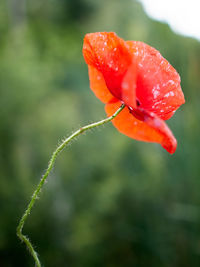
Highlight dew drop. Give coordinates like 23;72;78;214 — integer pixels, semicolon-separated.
122;81;129;90
153;89;160;99
164;92;170;98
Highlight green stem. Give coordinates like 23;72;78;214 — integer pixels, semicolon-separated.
17;104;125;267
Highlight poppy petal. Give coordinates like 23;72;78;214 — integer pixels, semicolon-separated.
83;32;132;100
105;101;177;154
88;65;114;103
127;41;185;120
121;62;137;109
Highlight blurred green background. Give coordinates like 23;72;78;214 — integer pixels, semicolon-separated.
0;0;200;266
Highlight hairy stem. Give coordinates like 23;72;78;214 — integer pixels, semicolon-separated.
17;104;125;267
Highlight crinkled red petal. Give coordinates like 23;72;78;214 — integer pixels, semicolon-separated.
83;32;132;100
88;63;138;107
88;65;114;103
121;62;137;108
105;101;177;154
127;41;185;120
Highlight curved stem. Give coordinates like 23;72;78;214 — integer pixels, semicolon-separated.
17;104;125;267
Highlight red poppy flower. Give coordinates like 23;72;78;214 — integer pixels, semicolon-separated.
83;32;185;154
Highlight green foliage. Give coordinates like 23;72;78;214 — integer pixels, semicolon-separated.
0;0;200;266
